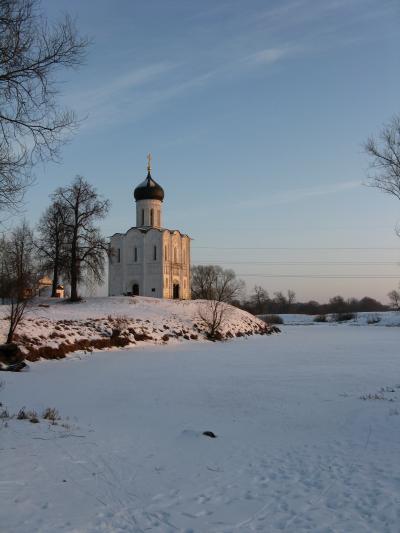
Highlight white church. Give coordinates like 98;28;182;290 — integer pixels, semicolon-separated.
108;155;191;299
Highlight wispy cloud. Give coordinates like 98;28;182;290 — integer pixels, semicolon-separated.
244;46;299;67
249;48;288;64
176;180;362;220
236;180;362;209
64;0;391;131
95;63;176;97
256;0;370;30
69;43;295;130
68;61;176;115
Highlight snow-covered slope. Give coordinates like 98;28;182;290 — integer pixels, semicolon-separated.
0;297;274;361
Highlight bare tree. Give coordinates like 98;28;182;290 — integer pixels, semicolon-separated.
53;176;110;302
35;201;67;297
198;299;230;340
0;0;89;215
0;221;37;343
191;265;244;303
192;265;242;339
191;265;215;300
272;291;287;312
365;115;400;201
287;289;296;311
388;289;400;310
250;285;269;315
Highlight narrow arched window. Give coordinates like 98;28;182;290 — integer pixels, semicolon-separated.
134;247;138;262
157;210;161;227
153;245;157;261
174;247;177;263
141;209;144;226
150;208;154;226
164;244;167;260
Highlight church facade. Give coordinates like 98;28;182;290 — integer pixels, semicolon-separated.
108;156;191;299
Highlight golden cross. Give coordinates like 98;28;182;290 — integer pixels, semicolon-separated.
147;152;152;172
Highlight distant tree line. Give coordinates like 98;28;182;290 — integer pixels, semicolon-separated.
240;287;390;316
190;266;395;315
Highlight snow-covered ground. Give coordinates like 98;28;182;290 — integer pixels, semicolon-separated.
1;325;400;532
261;311;400;326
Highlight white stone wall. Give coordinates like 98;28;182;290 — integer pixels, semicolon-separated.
135;199;163;228
162;231;191;299
108;233;125;296
109;227;191;299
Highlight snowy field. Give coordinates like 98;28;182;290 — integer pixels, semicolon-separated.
1;325;400;532
265;312;400;327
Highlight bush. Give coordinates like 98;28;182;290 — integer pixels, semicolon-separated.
314;314;327;323
0;408;9;419
16;407;28;420
16;408;39;423
42;407;60;423
333;312;357;322
262;314;284;325
367;314;381;325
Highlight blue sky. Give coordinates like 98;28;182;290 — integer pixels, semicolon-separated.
27;0;400;301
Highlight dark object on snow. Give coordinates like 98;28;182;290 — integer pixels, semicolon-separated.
0;344;27;371
202;431;217;438
262;314;284;325
333;312;356;322
1;361;28;372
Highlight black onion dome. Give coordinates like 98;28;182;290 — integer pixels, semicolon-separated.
133;171;164;202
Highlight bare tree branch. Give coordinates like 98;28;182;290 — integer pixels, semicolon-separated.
0;0;89;215
365;115;400;200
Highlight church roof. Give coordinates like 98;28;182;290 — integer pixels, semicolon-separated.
110;226;191;239
134;170;164;202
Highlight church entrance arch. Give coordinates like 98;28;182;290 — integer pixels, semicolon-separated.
132;283;139;296
173;283;180;299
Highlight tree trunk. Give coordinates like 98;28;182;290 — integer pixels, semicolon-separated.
51;263;59;298
6;327;14;344
6;300;14;342
69;220;79;301
70;262;78;301
70;247;79;302
51;235;60;297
